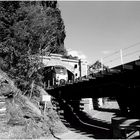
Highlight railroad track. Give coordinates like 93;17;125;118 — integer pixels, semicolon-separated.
52;97;113;139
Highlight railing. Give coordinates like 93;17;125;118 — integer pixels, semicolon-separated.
101;42;140;68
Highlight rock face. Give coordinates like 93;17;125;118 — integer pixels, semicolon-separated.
0;70;15;96
0;96;6;122
0;69;42;118
0;69;66;139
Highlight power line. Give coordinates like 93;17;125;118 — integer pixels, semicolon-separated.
122;42;140;51
123;49;140;58
102;41;140;60
102;50;119;59
103;49;140;65
103;57;120;64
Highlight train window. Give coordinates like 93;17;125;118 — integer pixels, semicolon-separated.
55;67;67;75
74;64;77;69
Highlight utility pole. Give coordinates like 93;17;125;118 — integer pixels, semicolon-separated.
120;49;123;65
78;59;82;78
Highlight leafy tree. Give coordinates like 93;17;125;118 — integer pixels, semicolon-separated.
62;54;78;60
88;60;109;75
0;1;67;95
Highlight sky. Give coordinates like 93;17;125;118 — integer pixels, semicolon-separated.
58;1;140;67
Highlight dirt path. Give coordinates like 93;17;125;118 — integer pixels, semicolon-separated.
43;130;94;139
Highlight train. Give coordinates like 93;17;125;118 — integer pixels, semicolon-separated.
42;65;74;87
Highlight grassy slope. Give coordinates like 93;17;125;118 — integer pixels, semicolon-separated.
0;69;67;139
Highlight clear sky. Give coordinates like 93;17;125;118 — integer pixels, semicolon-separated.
58;1;140;67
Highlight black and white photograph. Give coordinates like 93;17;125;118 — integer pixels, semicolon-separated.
0;0;140;139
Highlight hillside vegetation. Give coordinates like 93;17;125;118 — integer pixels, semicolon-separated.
0;1;67;139
0;66;67;139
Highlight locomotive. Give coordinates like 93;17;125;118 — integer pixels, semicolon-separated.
42;65;69;87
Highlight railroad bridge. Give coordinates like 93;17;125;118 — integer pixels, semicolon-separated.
44;49;140;138
46;58;140;116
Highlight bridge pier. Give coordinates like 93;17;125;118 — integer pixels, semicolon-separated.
65;98;94;113
92;98;100;110
80;98;93;112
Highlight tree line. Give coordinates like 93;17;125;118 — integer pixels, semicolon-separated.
0;1;67;95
